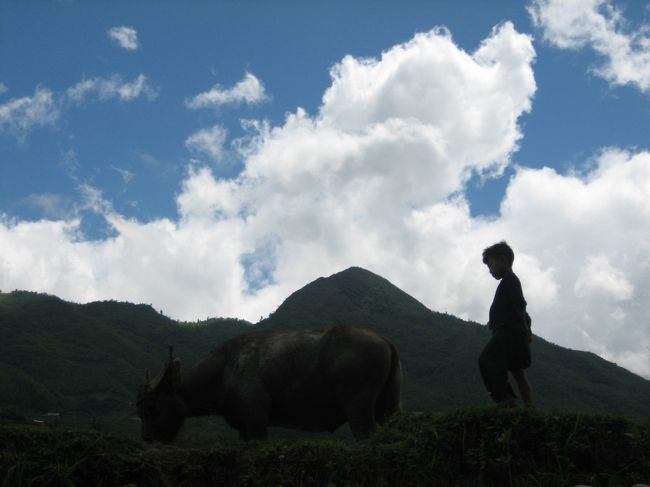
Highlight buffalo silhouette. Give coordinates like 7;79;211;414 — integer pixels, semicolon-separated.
137;325;401;442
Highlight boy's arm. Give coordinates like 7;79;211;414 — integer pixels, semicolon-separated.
507;274;529;334
512;306;531;337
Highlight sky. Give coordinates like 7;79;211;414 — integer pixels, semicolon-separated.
1;0;650;378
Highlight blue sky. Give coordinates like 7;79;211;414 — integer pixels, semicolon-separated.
2;0;650;377
2;0;649;222
4;0;648;224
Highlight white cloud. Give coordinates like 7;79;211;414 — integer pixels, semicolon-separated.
185;125;228;162
108;26;139;50
0;87;60;139
529;0;650;92
25;193;76;220
2;23;650;378
111;166;135;185
574;254;634;301
185;72;269;109
78;183;114;216
66;74;158;104
0;83;7;96
1;75;157;141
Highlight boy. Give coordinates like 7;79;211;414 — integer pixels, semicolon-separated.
479;241;533;408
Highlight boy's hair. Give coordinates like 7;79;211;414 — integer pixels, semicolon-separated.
482;241;515;266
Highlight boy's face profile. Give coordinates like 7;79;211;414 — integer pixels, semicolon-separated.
485;255;509;280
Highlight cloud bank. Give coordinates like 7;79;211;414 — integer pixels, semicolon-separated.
529;0;650;92
2;23;649;378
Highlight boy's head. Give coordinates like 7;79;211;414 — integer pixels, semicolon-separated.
482;241;514;280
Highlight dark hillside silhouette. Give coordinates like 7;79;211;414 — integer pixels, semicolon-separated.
0;267;648;435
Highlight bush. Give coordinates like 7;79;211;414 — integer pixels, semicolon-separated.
1;409;649;487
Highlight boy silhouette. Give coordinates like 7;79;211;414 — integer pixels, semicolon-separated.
479;241;533;407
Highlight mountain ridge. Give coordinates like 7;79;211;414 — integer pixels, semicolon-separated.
1;266;648;437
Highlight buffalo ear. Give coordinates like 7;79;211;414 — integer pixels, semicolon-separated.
159;358;182;392
170;358;182;387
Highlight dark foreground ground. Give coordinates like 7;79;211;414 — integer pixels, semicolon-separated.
1;409;649;487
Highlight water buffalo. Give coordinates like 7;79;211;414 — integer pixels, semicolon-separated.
137;325;401;442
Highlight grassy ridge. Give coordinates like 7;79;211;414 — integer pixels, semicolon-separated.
2;409;649;487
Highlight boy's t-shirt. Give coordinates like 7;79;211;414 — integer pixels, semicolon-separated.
489;270;529;333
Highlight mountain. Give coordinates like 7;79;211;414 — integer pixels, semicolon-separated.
1;267;648;436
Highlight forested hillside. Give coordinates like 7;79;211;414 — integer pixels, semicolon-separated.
1;266;649;439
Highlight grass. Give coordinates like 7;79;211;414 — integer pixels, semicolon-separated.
1;408;649;486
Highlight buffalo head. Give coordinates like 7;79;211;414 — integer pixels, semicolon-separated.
137;352;186;444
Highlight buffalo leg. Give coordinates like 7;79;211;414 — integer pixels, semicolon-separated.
344;393;377;440
241;406;269;440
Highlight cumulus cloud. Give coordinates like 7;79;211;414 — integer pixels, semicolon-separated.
2;23;650;378
0;87;60;139
66;74;158;104
185;72;269;109
529;0;650;92
108;26;139;50
574;254;634;301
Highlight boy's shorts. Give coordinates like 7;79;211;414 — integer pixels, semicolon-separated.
503;329;531;371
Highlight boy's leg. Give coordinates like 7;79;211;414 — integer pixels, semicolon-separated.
512;369;533;407
479;332;516;405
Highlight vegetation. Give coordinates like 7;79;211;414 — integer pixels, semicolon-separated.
1;409;648;486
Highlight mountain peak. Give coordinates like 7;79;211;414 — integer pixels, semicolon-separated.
260;266;434;330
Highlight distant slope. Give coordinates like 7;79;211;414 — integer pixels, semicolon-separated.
0;291;249;417
260;267;650;417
